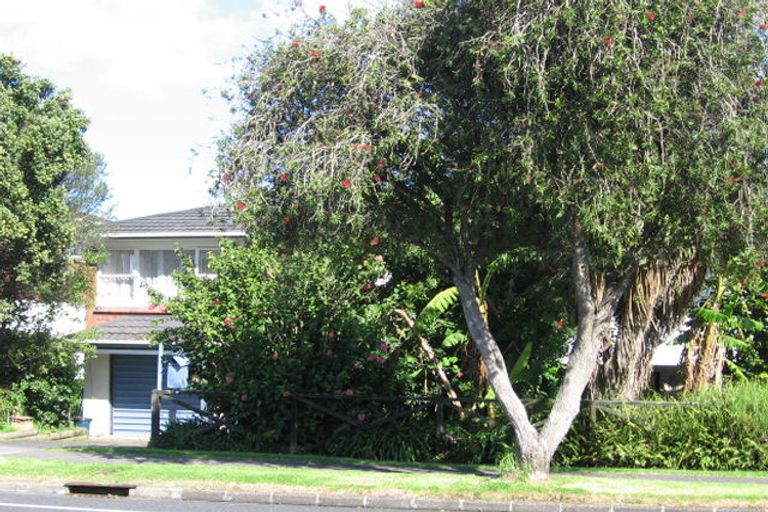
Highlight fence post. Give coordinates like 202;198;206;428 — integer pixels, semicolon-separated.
289;398;298;454
436;400;445;437
150;389;161;447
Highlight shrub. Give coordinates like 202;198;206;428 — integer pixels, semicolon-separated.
556;381;768;470
0;328;93;427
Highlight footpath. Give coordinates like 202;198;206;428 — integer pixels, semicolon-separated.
0;437;766;512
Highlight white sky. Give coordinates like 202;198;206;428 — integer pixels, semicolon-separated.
0;0;365;220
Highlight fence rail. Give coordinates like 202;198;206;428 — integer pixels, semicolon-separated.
148;389;696;449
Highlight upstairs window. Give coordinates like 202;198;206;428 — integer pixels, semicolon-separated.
101;250;134;275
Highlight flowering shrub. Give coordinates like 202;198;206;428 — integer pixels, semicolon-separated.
153;240;412;450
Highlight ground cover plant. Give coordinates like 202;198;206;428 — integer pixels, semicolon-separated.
557;381;768;470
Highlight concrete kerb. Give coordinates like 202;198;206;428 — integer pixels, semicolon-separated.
0;481;766;512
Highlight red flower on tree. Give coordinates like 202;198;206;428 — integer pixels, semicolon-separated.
414;0;425;7
646;12;656;21
602;38;614;46
342;179;352;188
319;4;326;13
225;374;234;385
370;236;380;246
756;261;765;268
283;215;293;223
376;161;386;168
272;351;280;361
761;22;768;30
279;174;288;182
291;41;300;48
554;319;565;330
760;293;768;299
309;50;319;58
756;80;765;87
236;202;247;211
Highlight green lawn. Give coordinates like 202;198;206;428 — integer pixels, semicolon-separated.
0;449;766;507
0;424;13;434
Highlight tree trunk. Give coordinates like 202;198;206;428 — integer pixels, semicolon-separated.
684;277;727;392
451;226;626;479
592;257;705;399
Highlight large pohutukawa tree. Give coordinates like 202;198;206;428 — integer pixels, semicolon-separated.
220;0;768;478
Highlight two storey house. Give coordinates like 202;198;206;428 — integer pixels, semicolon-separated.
81;206;244;436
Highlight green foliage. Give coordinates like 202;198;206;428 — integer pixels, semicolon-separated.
0;328;94;426
154;239;426;450
556;382;768;470
0;55;102;317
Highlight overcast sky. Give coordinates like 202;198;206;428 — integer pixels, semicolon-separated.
0;0;369;220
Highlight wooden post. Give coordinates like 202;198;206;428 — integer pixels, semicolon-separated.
436;400;445;437
150;389;161;447
289;398;298;454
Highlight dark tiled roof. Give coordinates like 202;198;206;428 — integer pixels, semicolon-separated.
110;206;241;234
96;314;183;340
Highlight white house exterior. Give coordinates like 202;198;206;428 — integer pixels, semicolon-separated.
81;206;244;437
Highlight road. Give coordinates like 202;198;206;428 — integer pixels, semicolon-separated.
0;493;377;512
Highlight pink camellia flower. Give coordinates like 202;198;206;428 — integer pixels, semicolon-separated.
357;412;367;422
309;50;319;58
379;342;390;352
272;351;280;361
214;299;221;305
738;9;746;17
148;303;157;310
646;12;656;21
224;317;233;327
283;215;293;223
327;330;336;338
375;254;384;263
372;173;381;183
756;80;765;87
291;41;300;48
375;355;386;364
225;374;234;385
342;179;352;188
319;4;326;13
376;161;386;168
370;236;380;246
756;261;765;268
367;354;376;361
456;371;464;379
241;393;248;402
363;143;371;151
257;310;267;317
266;269;275;278
279;173;288;182
282;390;292;398
325;349;334;356
344;388;354;397
602;38;614;46
236;202;247;211
361;283;373;291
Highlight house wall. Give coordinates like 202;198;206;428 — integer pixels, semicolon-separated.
82;354;111;436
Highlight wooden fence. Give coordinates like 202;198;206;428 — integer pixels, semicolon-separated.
149;389;693;449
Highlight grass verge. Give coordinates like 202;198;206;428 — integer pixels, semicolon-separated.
0;449;766;507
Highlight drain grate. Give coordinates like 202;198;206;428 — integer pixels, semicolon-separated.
64;481;137;497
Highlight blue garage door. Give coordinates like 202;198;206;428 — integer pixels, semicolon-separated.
111;354;201;436
111;355;156;436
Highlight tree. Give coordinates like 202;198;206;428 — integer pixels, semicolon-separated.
0;54;99;324
220;1;768;479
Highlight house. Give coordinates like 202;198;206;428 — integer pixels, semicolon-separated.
81;206;245;436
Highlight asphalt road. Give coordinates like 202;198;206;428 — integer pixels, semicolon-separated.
0;492;376;512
